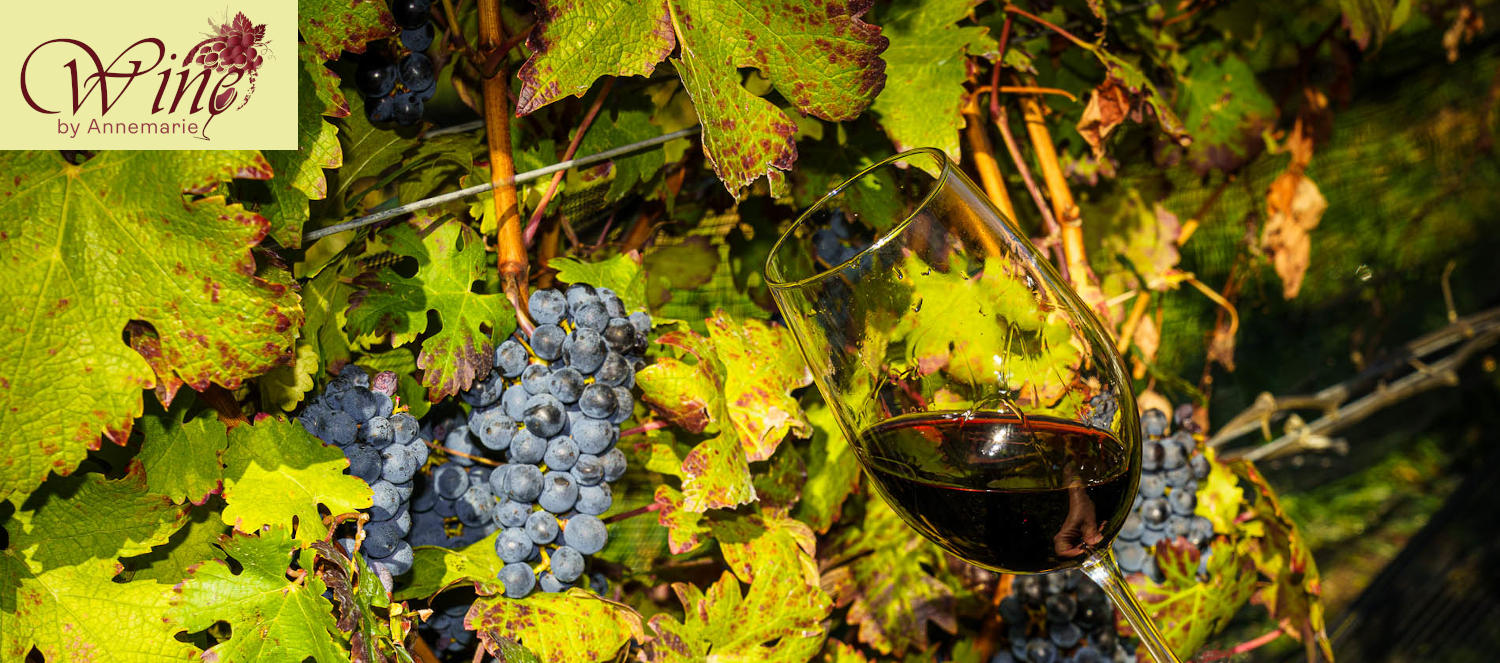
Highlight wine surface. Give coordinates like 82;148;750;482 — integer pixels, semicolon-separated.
858;412;1135;573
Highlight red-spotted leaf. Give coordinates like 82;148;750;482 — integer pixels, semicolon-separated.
517;0;887;192
710;514;819;587
821;493;957;656
705;311;813;462
654;485;709;555
643;551;831;662
869;0;995;158
346;220;516;400
680;430;756;512
1129;536;1258;658
262;44;348;248
468;590;644;663
0;150;298;504
298;0;396;60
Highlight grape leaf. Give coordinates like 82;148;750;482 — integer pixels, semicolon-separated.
125;507;229;585
1;555;198;663
711;514;818;587
468;590;644;663
1131;537;1257;658
1177;46;1276;174
643;551;831;662
825;640;873;663
329;95;421;216
0;150;298;504
138;404;229;505
220;416;372;545
643;238;720;311
169;526;347;663
869;0;995;158
1;476;196;661
705;311;813;461
576;106;666;202
346;220;516;400
298;0;396;60
548;253;649;313
262;44;347;248
653;485;709;554
395;530;506;600
681;429;756;512
1339;0;1410;49
517;0;887;192
822;494;957;656
794;402;862;533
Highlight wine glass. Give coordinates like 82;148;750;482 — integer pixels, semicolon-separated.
765;148;1182;663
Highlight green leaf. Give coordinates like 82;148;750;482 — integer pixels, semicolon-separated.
680;430;756;512
169;527;348;663
395;531;506;601
258;341;322;413
794;402;862;533
125;507;230;585
138;403;229;505
1;555;199;662
643;550;831;662
469;590;645;663
870;0;994;158
1176;46;1276;173
710;514;818;587
548;253;649;313
346;220;516;400
643;237;720;312
822;495;956;656
329;95;419;216
577;104;669;202
0;151;299;504
16;467;188;570
1338;0;1409;49
220;416;372;545
653;485;709;555
518;0;887;192
1131;537;1257;659
261;45;347;249
705;311;812;462
298;0;396;60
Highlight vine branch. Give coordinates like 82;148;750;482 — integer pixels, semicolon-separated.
962;94;1019;223
477;1;529;327
1216;308;1500;462
1016;81;1092;291
523;78;614;246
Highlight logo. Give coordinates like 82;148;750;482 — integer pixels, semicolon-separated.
2;1;295;149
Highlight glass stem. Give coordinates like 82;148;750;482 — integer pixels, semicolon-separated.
1082;549;1184;663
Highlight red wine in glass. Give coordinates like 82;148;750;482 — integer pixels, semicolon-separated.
859;412;1136;574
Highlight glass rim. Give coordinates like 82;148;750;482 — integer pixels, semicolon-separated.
764;146;952;289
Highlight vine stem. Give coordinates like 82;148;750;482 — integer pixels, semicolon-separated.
436;0;479;67
424;439;502;467
604;502;661;524
1016;81;1092;292
410;636;442;663
523;77;615;246
962;94;1018;223
621;420;670;437
477;1;529;329
1196;627;1286;661
1004;4;1094;50
990;102;1068;280
301;127;701;243
1115;290;1151;354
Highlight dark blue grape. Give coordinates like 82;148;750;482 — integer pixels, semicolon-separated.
600;448;626;482
506;464;543;502
538;571;569;593
508;430;547;464
998;596;1026;624
462;371;505;407
356;60;397;97
432;463;469;499
544;436;579;470
346;443;382;483
390;412;419;444
549;367;585;403
610;386;634;424
495;527;534;563
381;541;414;575
1169;486;1196;515
530;289;569;324
299;403;332;439
1168;516;1192;540
551;545;584;582
575;483;611;515
469;407;516;451
369;480;402;520
526;510;559;544
323;411;358;446
1141;408;1168;437
573;302;609;331
364;519;401;558
1045;594;1075;622
593;353;631;387
628;311;652;336
1138;472;1168;498
442;426;478;466
1188;515;1214;547
602;319;638;354
499;561;536;598
1070;646;1106;663
1189;453;1210;480
524;398;565;438
495;340;529;377
1141;440;1163;471
578;384;617;419
563;328;607;373
393;92;423;125
391;0;431;28
572;417;616;454
538;471;578;513
565;283;598;312
381;444;420;483
1048;621;1082;649
1160;434;1188;470
1115;542;1146;573
521;363;553;395
1141;498;1169;526
571;454;604;486
494;499;530;528
399;23;434;52
456;483;495;527
1117;512;1143;541
562;514;607;554
1025;638;1059;663
531;323;566;360
502;383;530;420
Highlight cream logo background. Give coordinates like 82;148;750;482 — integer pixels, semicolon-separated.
3;0;296;149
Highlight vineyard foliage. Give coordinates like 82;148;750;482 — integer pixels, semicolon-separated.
0;0;1486;661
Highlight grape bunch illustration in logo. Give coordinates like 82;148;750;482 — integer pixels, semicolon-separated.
184;12;268;112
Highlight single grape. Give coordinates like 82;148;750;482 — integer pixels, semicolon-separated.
521;363;553;395
564;283;599;312
550;367;585;403
610;386;634;424
1015;574;1045;605
602;319;638;354
380;444;420;484
494;499;530;528
1045;594;1076;622
469;407;517;451
345;443;383;483
563;514;608;554
361;416;395;448
502;383;530;420
1188;515;1215;548
593;353;631;387
443;426;479;466
1169;486;1197;515
537;571;569;593
563;328;607;373
628;311;652;336
571;454;604;486
1117;511;1144;541
1142;440;1164;471
1168;516;1192;540
432;463;469;499
550;545;585;582
1165;463;1196;488
576;483;612;515
369;480;403;520
390;412;419;444
399;23;434;51
1141;498;1170;526
574;302;609;331
462;371;505;407
299;403;332;438
600;448;627;482
506;464;544;502
529;288;569;325
1025;638;1059;663
1070;646;1106;663
1160;434;1188;470
526;510;559;544
1048;621;1082;649
544;436;579;470
507;430;547;464
524;397;566;438
495;340;529;377
1139;472;1168;498
578;384;617;420
1115;542;1146;573
393;92;423;125
1141;408;1169;437
456;483;496;527
531;323;566;360
1139;526;1165;548
1143;554;1165;584
323;411;358;446
364;520;401;558
381;507;413;537
499;561;536;598
598;288;626;318
487;464;511;497
495;527;534;563
998;596;1026;624
572;417;617;454
382;541;414;575
355;58;397;97
1189;453;1210;480
538;471;579;513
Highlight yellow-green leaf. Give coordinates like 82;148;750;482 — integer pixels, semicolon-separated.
220;416;372;545
469;590;644;663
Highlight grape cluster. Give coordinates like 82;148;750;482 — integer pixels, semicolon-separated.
408;283;648;600
190;13;266;72
1111;405;1216;583
299;366;430;587
358;0;437;125
993;571;1137;663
